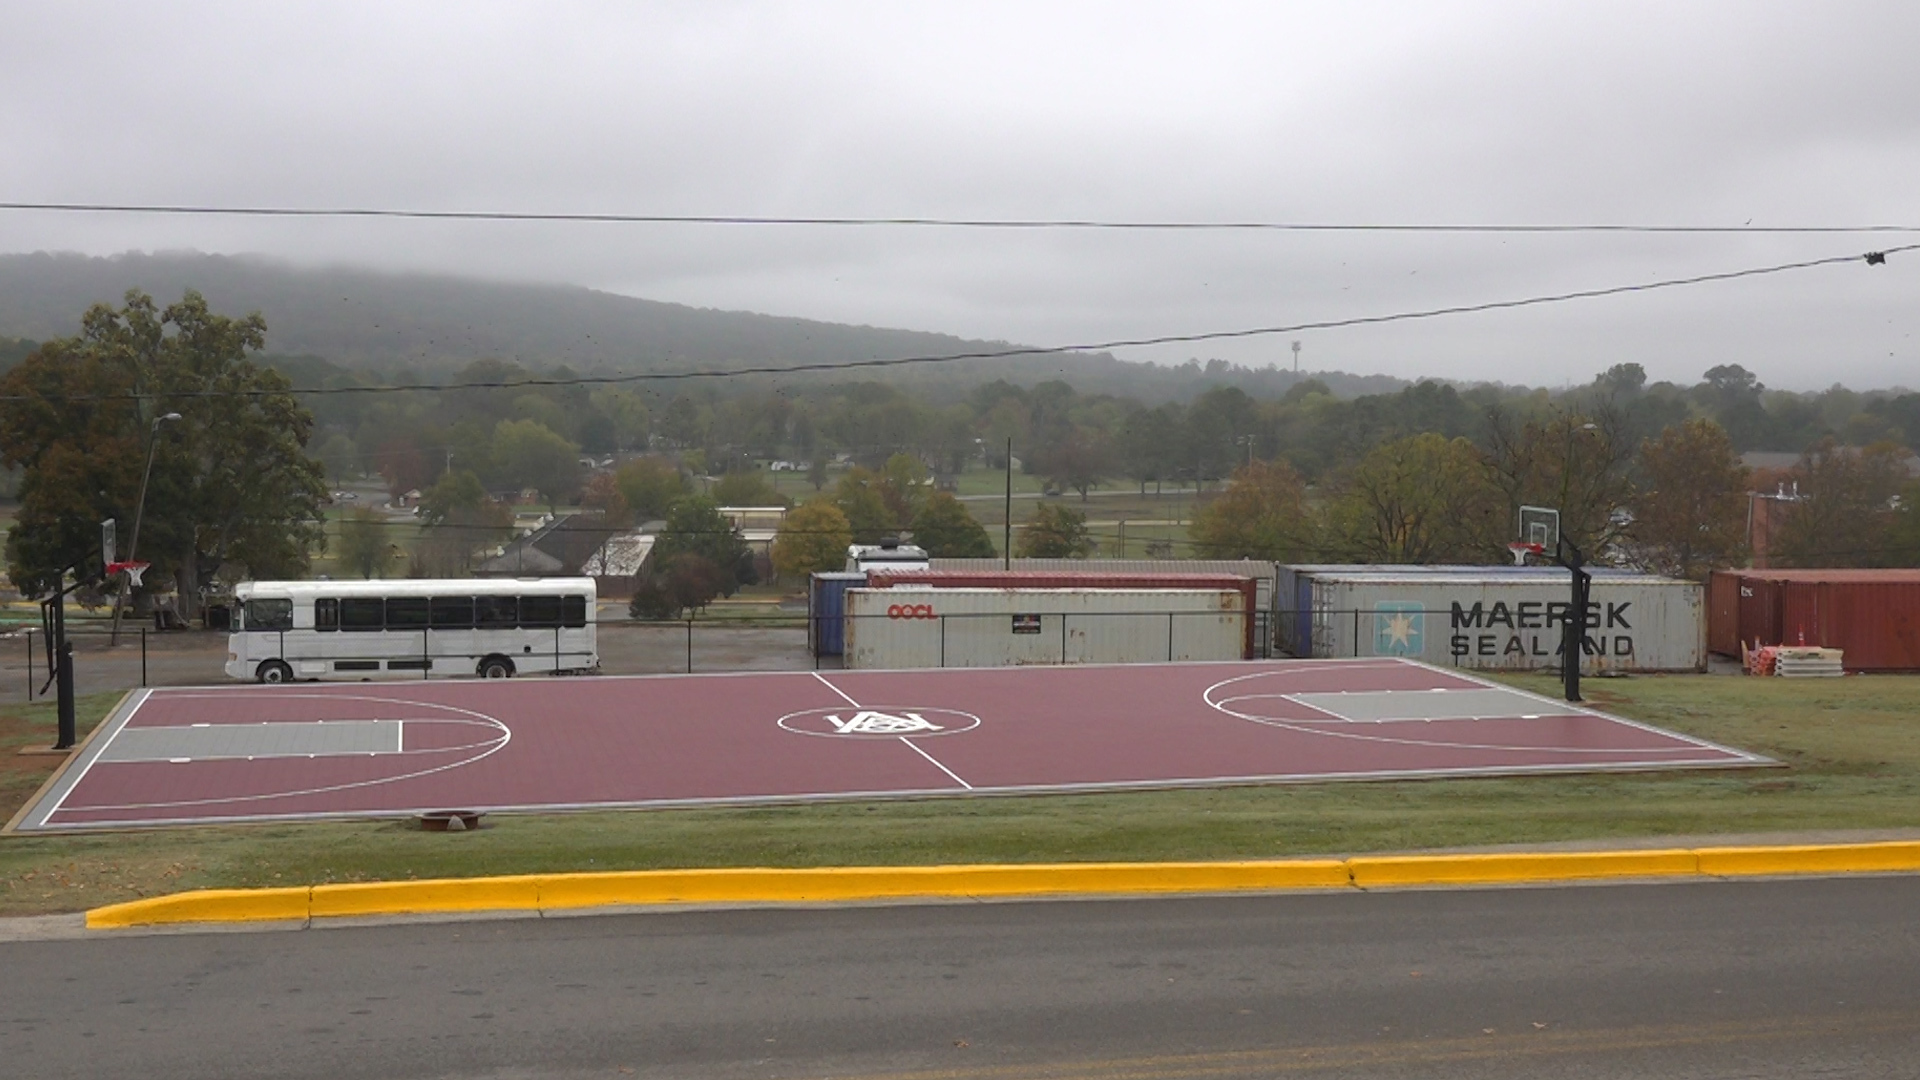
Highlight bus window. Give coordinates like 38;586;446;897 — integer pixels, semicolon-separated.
386;597;430;629
476;596;517;628
520;595;562;628
315;598;339;631
562;594;587;628
340;598;384;631
243;598;293;632
430;596;475;629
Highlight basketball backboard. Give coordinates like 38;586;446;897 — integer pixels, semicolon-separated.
1517;505;1560;556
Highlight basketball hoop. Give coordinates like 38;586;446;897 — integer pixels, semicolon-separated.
105;561;151;588
1507;542;1545;567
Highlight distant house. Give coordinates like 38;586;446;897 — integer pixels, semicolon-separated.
391;488;424;509
716;505;787;580
475;512;614;579
581;532;656;600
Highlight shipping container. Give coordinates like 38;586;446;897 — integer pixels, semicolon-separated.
929;558;1278;652
807;571;867;656
1277;564;1673;657
843;587;1249;670
930;558;1276;611
868;571;1260;657
1292;571;1705;672
1706;569;1920;671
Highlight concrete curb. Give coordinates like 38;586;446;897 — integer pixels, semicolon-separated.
84;841;1920;929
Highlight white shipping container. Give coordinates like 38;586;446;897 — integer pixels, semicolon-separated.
1300;572;1705;672
930;558;1277;612
844;587;1248;670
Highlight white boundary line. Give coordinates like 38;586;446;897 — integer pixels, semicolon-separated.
44;694;512;818
24;689;152;830
899;738;973;789
809;672;972;790
809;671;862;707
1200;659;1771;760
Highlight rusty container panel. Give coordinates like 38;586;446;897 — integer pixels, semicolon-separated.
1717;570;1920;672
1708;571;1742;657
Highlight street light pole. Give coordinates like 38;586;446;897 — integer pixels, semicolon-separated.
110;412;182;646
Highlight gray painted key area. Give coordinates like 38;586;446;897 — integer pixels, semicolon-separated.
99;720;403;762
1290;687;1586;723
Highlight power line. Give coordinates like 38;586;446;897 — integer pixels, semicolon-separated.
5;201;1920;235
8;245;1909;405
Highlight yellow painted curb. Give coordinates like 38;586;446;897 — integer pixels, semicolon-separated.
80;842;1920;929
310;875;545;918
87;886;311;929
1348;849;1698;888
1697;841;1920;877
536;860;1352;911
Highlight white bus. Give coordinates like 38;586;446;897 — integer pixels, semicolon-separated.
226;578;598;683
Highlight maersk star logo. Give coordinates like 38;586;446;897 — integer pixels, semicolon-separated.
1373;602;1425;656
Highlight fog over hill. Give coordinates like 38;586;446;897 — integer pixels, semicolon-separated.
0;252;1408;401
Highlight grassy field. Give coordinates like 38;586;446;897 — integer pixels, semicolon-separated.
3;673;1919;916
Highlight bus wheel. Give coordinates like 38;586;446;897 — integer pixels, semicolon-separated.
257;660;294;685
479;656;514;679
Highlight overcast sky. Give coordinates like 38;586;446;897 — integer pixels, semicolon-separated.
3;2;1916;390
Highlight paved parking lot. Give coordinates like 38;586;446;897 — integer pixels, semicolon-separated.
0;620;817;704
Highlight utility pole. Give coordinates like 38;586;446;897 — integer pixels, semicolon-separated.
1003;437;1013;569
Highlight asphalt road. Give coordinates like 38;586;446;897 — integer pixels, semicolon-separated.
5;877;1920;1079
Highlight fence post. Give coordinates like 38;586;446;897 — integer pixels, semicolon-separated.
141;627;148;687
1060;614;1068;665
1168;611;1175;661
685;618;694;673
25;627;33;702
939;615;947;668
1352;609;1360;657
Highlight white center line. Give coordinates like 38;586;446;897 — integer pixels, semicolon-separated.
899;737;973;790
809;671;862;708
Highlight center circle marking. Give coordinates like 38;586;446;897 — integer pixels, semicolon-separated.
777;706;981;739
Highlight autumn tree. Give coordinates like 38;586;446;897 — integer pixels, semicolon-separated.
1017;503;1095;558
772;500;853;580
409;469;513;576
832;468;895;544
910;492;996;557
0;290;327;611
1628;419;1749;579
1482;406;1635;557
1772;439;1911;567
655;496;754;594
711;469;790;508
493;419;579;510
1037;428;1116;501
614;457;690;521
1189;460;1314;560
335;508;397;579
1325;433;1502;563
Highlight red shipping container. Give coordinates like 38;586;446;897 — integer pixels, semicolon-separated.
867;571;1260;658
1708;569;1920;672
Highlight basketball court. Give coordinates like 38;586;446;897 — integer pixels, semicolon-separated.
10;658;1769;832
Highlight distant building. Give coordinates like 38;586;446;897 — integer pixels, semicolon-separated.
476;512;615;579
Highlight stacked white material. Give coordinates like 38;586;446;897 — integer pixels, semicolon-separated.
1772;647;1846;677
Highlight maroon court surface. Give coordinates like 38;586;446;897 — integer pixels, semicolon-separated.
11;659;1769;831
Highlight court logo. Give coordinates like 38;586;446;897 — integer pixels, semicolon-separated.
778;706;981;739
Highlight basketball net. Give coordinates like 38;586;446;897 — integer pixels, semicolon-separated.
106;561;151;588
1507;541;1544;567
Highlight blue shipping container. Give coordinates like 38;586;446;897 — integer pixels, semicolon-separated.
809;571;866;656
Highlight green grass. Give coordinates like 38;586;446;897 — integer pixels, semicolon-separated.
4;674;1919;916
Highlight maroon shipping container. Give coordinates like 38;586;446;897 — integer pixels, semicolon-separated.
867;571;1260;658
1707;569;1920;672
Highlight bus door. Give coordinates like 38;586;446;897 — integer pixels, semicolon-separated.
237;597;293;670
